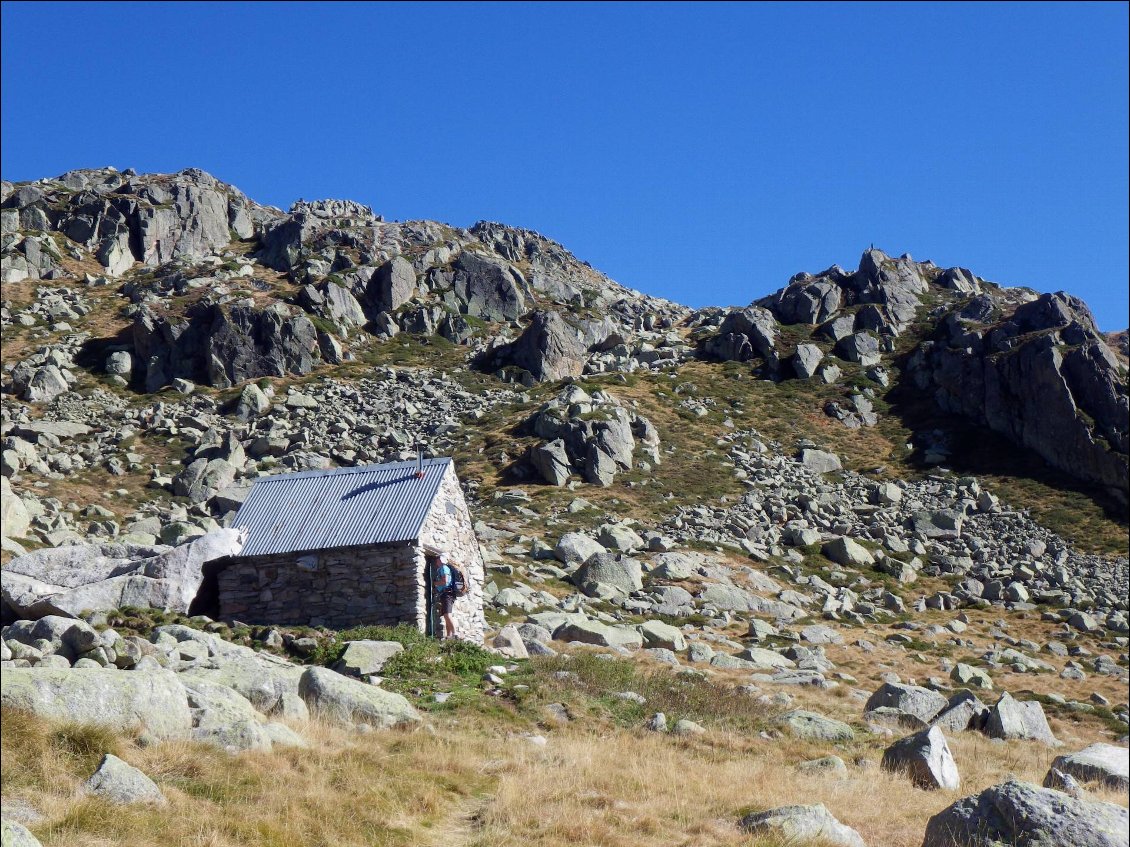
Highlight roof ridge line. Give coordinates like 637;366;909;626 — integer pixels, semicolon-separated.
251;456;451;484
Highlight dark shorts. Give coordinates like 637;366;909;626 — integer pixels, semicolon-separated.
437;589;455;615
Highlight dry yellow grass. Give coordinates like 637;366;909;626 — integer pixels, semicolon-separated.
4;666;1126;847
468;727;1127;847
3;711;490;847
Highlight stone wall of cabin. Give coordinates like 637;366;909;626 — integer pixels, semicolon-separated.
418;462;486;643
215;542;421;630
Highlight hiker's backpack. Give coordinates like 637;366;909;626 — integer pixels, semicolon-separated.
449;564;468;597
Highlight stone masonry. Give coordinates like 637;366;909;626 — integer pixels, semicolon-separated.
216;542;420;630
417;461;487;643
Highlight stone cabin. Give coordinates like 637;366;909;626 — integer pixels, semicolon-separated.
202;457;485;642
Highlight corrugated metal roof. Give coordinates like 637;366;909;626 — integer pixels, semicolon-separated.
231;457;451;557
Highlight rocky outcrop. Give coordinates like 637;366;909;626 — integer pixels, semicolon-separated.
703;306;778;362
3;168;271;277
471;221;604;305
922;780;1129;847
759;248;942;333
524;385;660;486
8;333;86;403
763;277;843;325
1;530;244;620
256;198;376;274
133;301;323;391
908;291;1129;496
0;233;66;283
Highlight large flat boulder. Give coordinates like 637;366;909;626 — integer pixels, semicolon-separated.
298;667;420;729
922;780;1129;847
333;641;404;677
778;710;855;741
0;667;192;740
739;647;795;670
864;682;948;724
178;648;305;715
740;804;865;847
822;536;875;567
553;532;606;567
799;448;842;474
1045;743;1129;792
638;620;686;651
553;618;643;650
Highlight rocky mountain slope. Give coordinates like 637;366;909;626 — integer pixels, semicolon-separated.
1;167;1128;847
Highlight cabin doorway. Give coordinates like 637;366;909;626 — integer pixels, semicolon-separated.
423;552;439;638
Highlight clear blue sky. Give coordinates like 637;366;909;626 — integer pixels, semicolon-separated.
2;2;1127;329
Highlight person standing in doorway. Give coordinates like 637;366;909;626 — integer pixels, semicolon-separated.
431;553;458;640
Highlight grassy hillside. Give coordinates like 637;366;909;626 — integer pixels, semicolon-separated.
4;635;1126;847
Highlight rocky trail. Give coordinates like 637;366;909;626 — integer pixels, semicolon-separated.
1;167;1128;847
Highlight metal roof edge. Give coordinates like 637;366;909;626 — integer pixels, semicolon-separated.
245;456;452;486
